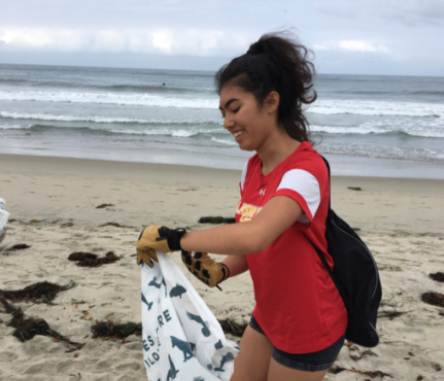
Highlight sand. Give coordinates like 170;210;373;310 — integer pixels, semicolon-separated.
0;154;443;381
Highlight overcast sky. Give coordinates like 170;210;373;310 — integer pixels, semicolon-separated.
0;0;443;76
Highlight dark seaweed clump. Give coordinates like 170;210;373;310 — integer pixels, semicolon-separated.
0;281;75;303
68;251;120;267
329;365;392;378
96;203;114;209
378;310;405;320
99;222;134;228
422;292;444;308
7;244;31;251
198;216;236;224
218;318;248;337
429;272;444;283
0;299;84;349
91;321;142;339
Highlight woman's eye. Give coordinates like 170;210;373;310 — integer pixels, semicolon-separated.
220;107;239;118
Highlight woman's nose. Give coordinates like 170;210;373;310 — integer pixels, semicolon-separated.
223;115;234;130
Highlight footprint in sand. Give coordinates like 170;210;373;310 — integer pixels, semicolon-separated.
378;264;402;272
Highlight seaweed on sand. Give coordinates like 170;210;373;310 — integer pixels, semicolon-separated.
0;281;75;303
198;216;236;224
96;203;114;209
329;365;393;378
217;318;248;337
99;222;134;228
377;310;406;320
7;244;31;251
349;349;378;361
421;292;444;308
0;299;84;350
91;320;142;339
69;252;98;261
68;251;120;267
429;272;444;283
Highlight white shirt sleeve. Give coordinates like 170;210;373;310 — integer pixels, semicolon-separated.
276;169;321;223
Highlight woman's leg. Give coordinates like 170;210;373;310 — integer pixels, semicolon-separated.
230;325;274;381
267;358;329;381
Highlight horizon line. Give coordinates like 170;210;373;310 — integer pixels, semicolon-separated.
1;61;443;79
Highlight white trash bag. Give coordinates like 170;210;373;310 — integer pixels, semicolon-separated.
141;251;239;381
0;198;9;243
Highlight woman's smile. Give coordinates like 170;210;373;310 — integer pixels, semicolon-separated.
233;130;245;141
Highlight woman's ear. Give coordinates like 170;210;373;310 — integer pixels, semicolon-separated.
264;91;280;113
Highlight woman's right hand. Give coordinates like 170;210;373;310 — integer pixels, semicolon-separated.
137;225;187;267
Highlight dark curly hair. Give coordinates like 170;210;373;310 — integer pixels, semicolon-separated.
215;32;316;142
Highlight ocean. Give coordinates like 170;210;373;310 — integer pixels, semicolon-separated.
1;63;443;179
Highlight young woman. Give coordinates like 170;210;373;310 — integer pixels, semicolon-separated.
137;33;347;381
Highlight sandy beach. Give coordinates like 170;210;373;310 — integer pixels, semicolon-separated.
1;153;444;381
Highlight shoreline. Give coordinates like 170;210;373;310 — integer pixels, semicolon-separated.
1;153;444;235
2;152;444;181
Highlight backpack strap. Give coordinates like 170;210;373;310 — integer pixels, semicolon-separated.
321;156;332;209
308;156;368;335
313;243;355;315
307;156;349;307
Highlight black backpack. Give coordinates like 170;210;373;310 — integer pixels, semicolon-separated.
309;157;382;348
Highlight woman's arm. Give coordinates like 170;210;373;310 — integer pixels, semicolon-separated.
181;195;303;255
221;254;249;277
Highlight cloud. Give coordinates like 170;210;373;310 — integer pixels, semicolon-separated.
0;28;253;56
312;0;444;27
0;29;53;48
314;40;389;53
152;31;174;53
0;0;442;76
338;41;389;53
391;0;444;26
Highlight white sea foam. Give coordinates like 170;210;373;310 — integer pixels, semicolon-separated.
309;99;444;118
318;143;444;163
1;109;442;138
0;124;31;129
210;137;237;146
109;127;226;138
311;120;444;138
0;91;218;109
312;125;387;135
1;111;150;124
0;111;222;126
2;90;443;119
113;128;201;137
109;128;170;136
171;130;199;137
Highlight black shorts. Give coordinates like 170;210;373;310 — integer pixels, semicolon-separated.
249;315;345;372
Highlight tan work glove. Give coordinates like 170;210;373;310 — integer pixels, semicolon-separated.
181;251;230;289
137;225;186;267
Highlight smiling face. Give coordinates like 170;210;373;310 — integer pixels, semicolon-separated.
219;83;280;152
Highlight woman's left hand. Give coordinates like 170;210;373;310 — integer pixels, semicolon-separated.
181;251;229;288
136;225;187;267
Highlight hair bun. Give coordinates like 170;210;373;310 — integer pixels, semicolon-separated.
247;41;265;55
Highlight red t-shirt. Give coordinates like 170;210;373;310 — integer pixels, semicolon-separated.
235;141;347;353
